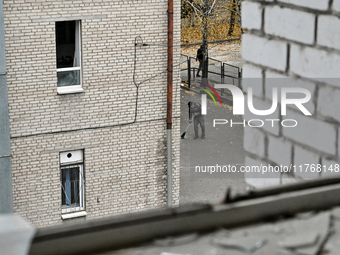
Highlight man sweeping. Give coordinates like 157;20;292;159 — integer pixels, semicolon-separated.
188;101;205;139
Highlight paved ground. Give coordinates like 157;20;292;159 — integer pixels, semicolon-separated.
179;41;248;205
179;89;248;205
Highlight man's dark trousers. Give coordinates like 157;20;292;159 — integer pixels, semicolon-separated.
194;115;205;138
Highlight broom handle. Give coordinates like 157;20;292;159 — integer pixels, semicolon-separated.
184;119;192;132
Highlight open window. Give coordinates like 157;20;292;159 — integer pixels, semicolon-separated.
56;20;83;94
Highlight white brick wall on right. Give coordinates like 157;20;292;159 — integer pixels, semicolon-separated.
290;44;340;81
244;156;281;188
244;126;266;158
321;158;340;178
264;76;316;116
317;15;340;51
242;1;262;30
242;0;340;188
267;136;292;166
242;34;287;72
317;86;340;122
294;146;320;179
282;110;336;156
265;6;315;45
333;0;340;12
278;0;329;11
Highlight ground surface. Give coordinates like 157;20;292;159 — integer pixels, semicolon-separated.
179;41;248;205
181;40;244;68
179;89;247;205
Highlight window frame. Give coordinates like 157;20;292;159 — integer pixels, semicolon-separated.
60;150;86;217
56;20;83;95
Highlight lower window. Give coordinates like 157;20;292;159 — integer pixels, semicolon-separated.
60;150;85;215
61;164;84;213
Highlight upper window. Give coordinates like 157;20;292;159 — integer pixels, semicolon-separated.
60;150;85;216
56;20;83;94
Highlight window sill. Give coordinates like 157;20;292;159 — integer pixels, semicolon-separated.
61;211;87;220
57;86;84;95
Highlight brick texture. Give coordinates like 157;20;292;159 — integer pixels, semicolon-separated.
243;0;340;188
278;0;329;11
4;0;181;227
333;0;340;12
242;34;287;71
282;110;336;155
242;1;262;30
243;126;265;158
267;136;292;166
294;146;320;179
318;15;340;51
290;44;340;81
317;86;340;122
265;6;315;45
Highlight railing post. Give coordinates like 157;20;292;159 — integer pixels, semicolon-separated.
187;57;191;89
221;64;224;95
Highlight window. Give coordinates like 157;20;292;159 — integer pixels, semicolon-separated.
60;150;85;217
56;20;83;94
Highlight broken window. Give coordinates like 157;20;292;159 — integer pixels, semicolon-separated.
60;150;85;214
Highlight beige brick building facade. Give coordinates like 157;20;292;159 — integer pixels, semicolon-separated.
3;0;181;227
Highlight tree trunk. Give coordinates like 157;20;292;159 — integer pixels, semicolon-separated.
227;0;236;36
202;3;208;82
238;0;244;34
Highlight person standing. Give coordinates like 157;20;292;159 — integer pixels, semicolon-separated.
188;101;205;139
196;45;204;77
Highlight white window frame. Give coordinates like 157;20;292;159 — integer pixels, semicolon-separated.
60;150;86;217
56;20;83;95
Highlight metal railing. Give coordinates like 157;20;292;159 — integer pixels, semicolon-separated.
180;54;242;95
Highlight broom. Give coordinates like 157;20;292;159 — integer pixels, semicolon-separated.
181;121;192;139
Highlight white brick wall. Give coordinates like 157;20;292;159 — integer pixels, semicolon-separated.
265;6;315;45
244;156;281;188
283;110;336;155
317;86;340;122
278;0;329;11
242;1;262;30
317;15;340;51
242;34;287;71
264;74;316;115
294;146;320;179
242;64;263;79
333;0;340;12
290;44;340;80
243;126;265;158
244;97;280;136
243;0;340;188
321;158;340;178
267;136;291;166
242;64;263;97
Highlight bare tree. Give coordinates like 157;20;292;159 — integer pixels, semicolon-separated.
184;0;217;81
223;0;242;35
182;0;242;80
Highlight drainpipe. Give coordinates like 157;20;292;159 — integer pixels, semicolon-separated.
0;0;13;213
167;0;173;207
